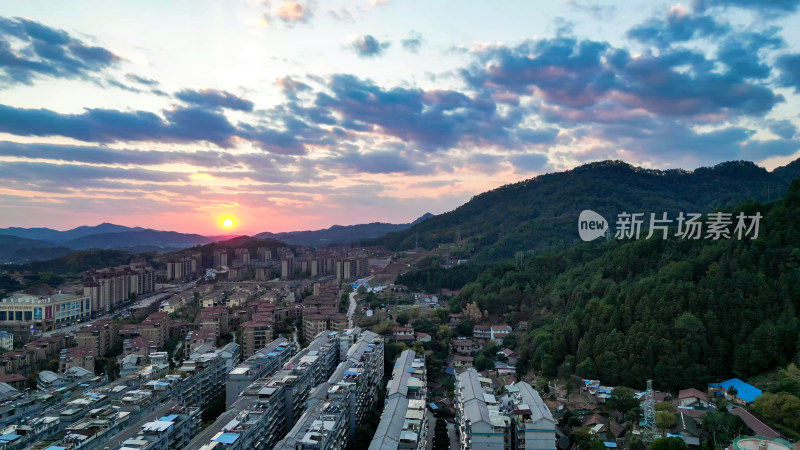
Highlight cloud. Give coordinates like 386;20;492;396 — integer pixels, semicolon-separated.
275;76;312;99
311;74;524;151
462;37;783;120
717;29;784;80
777;54;800;92
125;73;160;86
325;150;417;173
508;153;549;172
0;103;319;151
175;88;255;112
0;141;239;167
627;8;729;48
0;16;119;86
264;1;314;26
695;0;800;13
401;31;423;53
768;120;797;139
348;35;390;58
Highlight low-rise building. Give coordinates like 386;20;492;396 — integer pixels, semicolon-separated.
0;293;91;337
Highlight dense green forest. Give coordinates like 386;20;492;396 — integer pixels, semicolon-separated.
0;249;146;296
0;249;143;276
372;159;800;262
401;179;800;392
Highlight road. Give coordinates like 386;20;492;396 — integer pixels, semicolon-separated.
447;422;459;450
426;409;435;450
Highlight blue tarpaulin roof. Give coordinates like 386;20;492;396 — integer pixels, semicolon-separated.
428;403;438;410
159;414;179;422
215;433;240;444
708;378;762;402
604;442;618;448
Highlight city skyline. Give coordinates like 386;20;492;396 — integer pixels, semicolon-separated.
2;0;800;233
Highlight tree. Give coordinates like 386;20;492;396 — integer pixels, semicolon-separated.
572;428;602;450
656;411;677;430
456;319;474;337
607;387;638;419
652;437;687;450
655;402;677;413
629;435;646;450
464;302;482;323
703;411;747;447
753;392;800;432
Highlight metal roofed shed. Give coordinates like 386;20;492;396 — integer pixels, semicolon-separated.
214;432;241;444
142;420;174;432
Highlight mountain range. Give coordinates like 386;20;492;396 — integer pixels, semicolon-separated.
3;158;799;265
253;213;434;246
371;158;800;261
0;214;435;264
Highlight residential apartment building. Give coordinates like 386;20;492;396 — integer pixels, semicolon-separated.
0;331;12;351
503;382;556;450
76;318;116;356
455;368;510;450
214;249;228;268
275;330;385;450
370;350;428;450
235;248;251;266
188;331;342;450
256;247;273;261
0;292;91;337
241;321;273;358
184;329;217;359
166;252;202;281
117;406;201;449
83;261;156;314
226;337;296;407
140;311;169;350
53;406;132;450
303;310;348;343
334;257;368;282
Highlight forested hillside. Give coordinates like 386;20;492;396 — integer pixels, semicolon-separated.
375;159;800;262
402;178;800;391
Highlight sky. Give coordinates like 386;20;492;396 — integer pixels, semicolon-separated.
1;0;800;235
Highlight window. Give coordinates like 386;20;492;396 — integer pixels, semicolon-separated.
24;311;32;321
0;311;5;321
15;311;22;321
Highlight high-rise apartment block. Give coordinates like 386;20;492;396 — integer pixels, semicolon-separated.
83;261;156;314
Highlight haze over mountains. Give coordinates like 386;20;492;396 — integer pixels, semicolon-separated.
0;214;435;263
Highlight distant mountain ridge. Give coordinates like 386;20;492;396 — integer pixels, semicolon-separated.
0;222;146;242
0;235;73;264
253;213;434;246
0;214;435;263
370;158;800;261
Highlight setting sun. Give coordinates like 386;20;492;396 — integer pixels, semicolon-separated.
222;218;234;228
